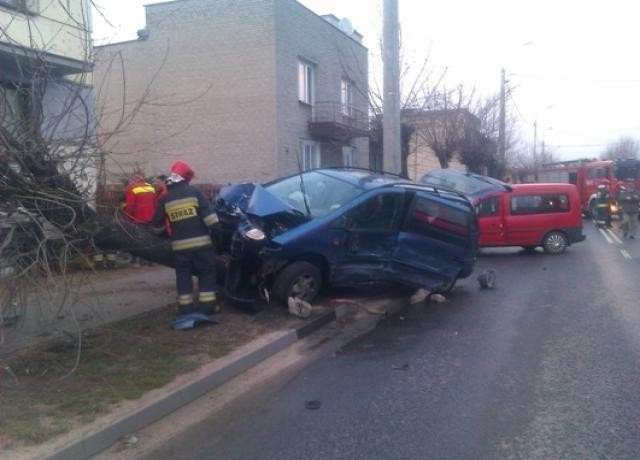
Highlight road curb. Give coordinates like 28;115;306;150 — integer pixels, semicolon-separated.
46;308;341;460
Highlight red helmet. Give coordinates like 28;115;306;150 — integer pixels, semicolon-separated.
170;161;195;182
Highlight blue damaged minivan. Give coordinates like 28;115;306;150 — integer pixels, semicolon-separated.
214;168;479;307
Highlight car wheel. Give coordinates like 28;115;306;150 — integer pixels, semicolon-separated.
542;231;568;254
273;261;322;306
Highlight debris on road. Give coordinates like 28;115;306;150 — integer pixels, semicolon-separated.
365;305;388;316
430;294;447;303
410;288;431;304
122;434;139;447
392;363;410;371
477;268;497;289
305;400;323;410
288;297;313;318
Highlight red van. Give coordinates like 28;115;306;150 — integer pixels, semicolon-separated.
421;170;585;254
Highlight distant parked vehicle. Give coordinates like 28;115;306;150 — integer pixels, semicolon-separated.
510;157;640;217
420;170;585;254
214;168;480;308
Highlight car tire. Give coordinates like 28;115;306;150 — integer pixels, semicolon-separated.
542;231;568;254
273;261;322;306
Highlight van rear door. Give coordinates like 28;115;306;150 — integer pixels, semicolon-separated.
391;192;473;291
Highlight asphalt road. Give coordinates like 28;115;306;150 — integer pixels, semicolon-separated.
141;219;640;460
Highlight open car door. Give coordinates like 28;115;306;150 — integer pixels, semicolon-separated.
391;191;476;292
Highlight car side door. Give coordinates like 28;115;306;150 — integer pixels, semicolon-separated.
476;194;507;246
330;189;406;285
390;191;474;291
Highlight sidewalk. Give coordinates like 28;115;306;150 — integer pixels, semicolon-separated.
1;265;175;355
0;265;411;459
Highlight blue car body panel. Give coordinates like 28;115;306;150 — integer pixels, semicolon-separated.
216;168;480;297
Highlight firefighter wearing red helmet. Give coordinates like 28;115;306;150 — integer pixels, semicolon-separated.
152;161;220;315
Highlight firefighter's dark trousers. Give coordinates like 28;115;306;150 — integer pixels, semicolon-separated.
174;247;217;315
595;204;611;227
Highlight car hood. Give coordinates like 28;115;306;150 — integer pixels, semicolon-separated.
216;183;308;230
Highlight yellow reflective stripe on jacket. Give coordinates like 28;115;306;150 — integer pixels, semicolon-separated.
165;197;199;223
132;185;155;194
171;235;212;251
203;212;219;227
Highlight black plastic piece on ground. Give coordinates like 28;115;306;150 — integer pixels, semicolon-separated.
305;400;322;410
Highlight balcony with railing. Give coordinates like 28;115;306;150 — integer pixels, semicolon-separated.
309;101;370;140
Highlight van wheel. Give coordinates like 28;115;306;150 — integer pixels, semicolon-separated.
273;261;322;306
542;231;568;254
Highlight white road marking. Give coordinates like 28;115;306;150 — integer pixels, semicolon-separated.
599;228;614;244
606;229;623;245
621;249;632;260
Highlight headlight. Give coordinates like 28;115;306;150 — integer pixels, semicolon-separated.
611;204;618;212
244;227;266;241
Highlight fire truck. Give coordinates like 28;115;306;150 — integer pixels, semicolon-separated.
511;158;640;216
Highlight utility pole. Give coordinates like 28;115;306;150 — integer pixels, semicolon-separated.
383;0;401;174
532;120;538;169
498;68;506;170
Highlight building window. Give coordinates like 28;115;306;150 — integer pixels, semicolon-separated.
341;79;353;115
298;61;314;105
0;0;30;12
342;145;356;166
300;140;320;170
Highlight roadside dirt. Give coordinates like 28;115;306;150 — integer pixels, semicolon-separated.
0;303;298;451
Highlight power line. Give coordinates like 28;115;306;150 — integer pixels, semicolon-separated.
510;74;640;84
506;88;528;124
546;143;608;148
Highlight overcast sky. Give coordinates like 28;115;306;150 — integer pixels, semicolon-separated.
92;0;640;161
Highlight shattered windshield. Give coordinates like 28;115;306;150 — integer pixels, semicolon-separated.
264;171;363;218
420;170;507;196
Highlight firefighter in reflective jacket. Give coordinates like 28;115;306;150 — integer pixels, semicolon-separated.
124;175;158;223
593;183;612;228
152;161;220;315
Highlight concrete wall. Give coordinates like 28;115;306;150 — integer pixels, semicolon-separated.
0;0;91;62
273;0;369;175
95;0;369;185
406;142;466;181
95;0;279;185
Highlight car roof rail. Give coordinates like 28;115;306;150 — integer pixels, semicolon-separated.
320;166;410;179
391;183;472;205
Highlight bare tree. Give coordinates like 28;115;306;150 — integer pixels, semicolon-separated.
601;136;640;160
0;2;175;353
402;85;503;175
